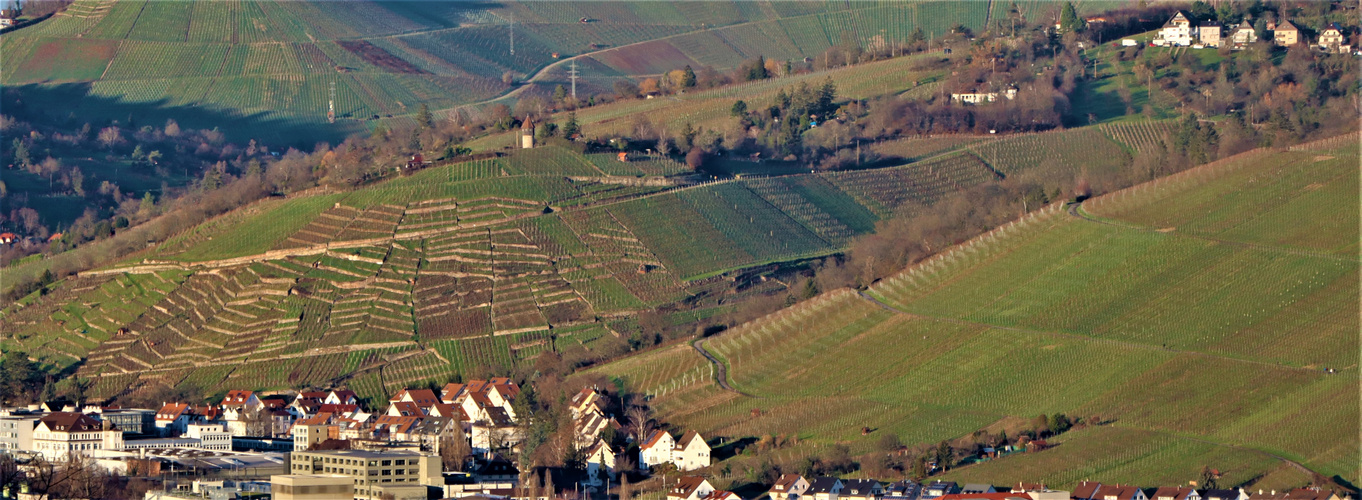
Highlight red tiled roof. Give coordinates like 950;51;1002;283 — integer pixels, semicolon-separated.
222;390;254;406
393;388;439;407
671;476;710;498
156;403;189;420
390;401;424;417
640;430;670;451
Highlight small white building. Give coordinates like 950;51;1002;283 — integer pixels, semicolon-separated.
770;474;812;500
186;422;232;451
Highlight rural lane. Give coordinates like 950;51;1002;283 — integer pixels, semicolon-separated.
692;338;757;398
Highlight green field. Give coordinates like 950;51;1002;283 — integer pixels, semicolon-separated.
0;0;993;140
586;145;1359;488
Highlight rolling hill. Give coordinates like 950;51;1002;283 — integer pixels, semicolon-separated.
0;119;1166;405
0;0;1002;141
584;134;1360;488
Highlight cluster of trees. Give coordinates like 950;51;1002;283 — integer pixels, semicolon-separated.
1;453;154;500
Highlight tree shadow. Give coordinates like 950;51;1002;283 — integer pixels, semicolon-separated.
3;82;361;148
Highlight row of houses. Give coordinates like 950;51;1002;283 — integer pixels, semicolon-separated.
1154;12;1353;53
666;476;1349;500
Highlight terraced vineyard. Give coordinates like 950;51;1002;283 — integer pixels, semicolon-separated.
587;143;1360;489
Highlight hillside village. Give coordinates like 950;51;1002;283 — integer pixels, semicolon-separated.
0;0;1358;499
3;378;1355;500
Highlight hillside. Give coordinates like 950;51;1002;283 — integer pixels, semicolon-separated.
584;136;1360;488
0;0;1004;141
0;119;1168;406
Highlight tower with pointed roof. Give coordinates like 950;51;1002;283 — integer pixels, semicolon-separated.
520;117;535;149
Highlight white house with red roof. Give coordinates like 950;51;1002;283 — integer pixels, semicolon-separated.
155;403;192;436
220;390;263;436
390;388;440;410
639;430;676;469
324;390;358;405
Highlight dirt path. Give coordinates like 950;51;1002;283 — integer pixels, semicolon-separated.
692;338;757;398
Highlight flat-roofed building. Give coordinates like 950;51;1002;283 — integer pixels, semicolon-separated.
273;474;355;500
289;449;440;500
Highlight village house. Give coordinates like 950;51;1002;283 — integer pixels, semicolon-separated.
638;429;676;469
32;412;123;460
672;430;711;471
1230;20;1258;47
807;478;845;500
1152;487;1202;500
324;390;359;406
964;485;999;494
923;482;961;500
1315;23;1351;53
939;493;1035;500
884;481;922;500
1203;490;1250;500
584;439;616;486
669;476;717;500
769;474;812;500
705;491;743;500
390;388;441;411
1274;20;1301;46
155;403;192;436
841;479;884;500
1155;12;1194;46
221;390;264;436
950;87;1017;105
1196;22;1222;47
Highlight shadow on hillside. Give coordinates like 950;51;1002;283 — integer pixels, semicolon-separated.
3;83;360;147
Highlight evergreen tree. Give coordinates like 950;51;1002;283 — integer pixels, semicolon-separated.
416;103;433;129
731;100;748;117
12;139;29;166
910;27;926;43
139;192;155;214
562;112;580;138
680;65;697;88
553;85;568;102
1060;2;1084;32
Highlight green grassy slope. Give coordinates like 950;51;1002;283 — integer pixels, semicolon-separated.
587;143;1360;488
0;0;990;139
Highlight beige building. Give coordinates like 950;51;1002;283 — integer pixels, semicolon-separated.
1197;23;1222;47
289;449;440;500
1274;21;1300;46
272;474;355;500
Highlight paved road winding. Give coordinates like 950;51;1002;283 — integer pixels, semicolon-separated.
692;338;757;397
